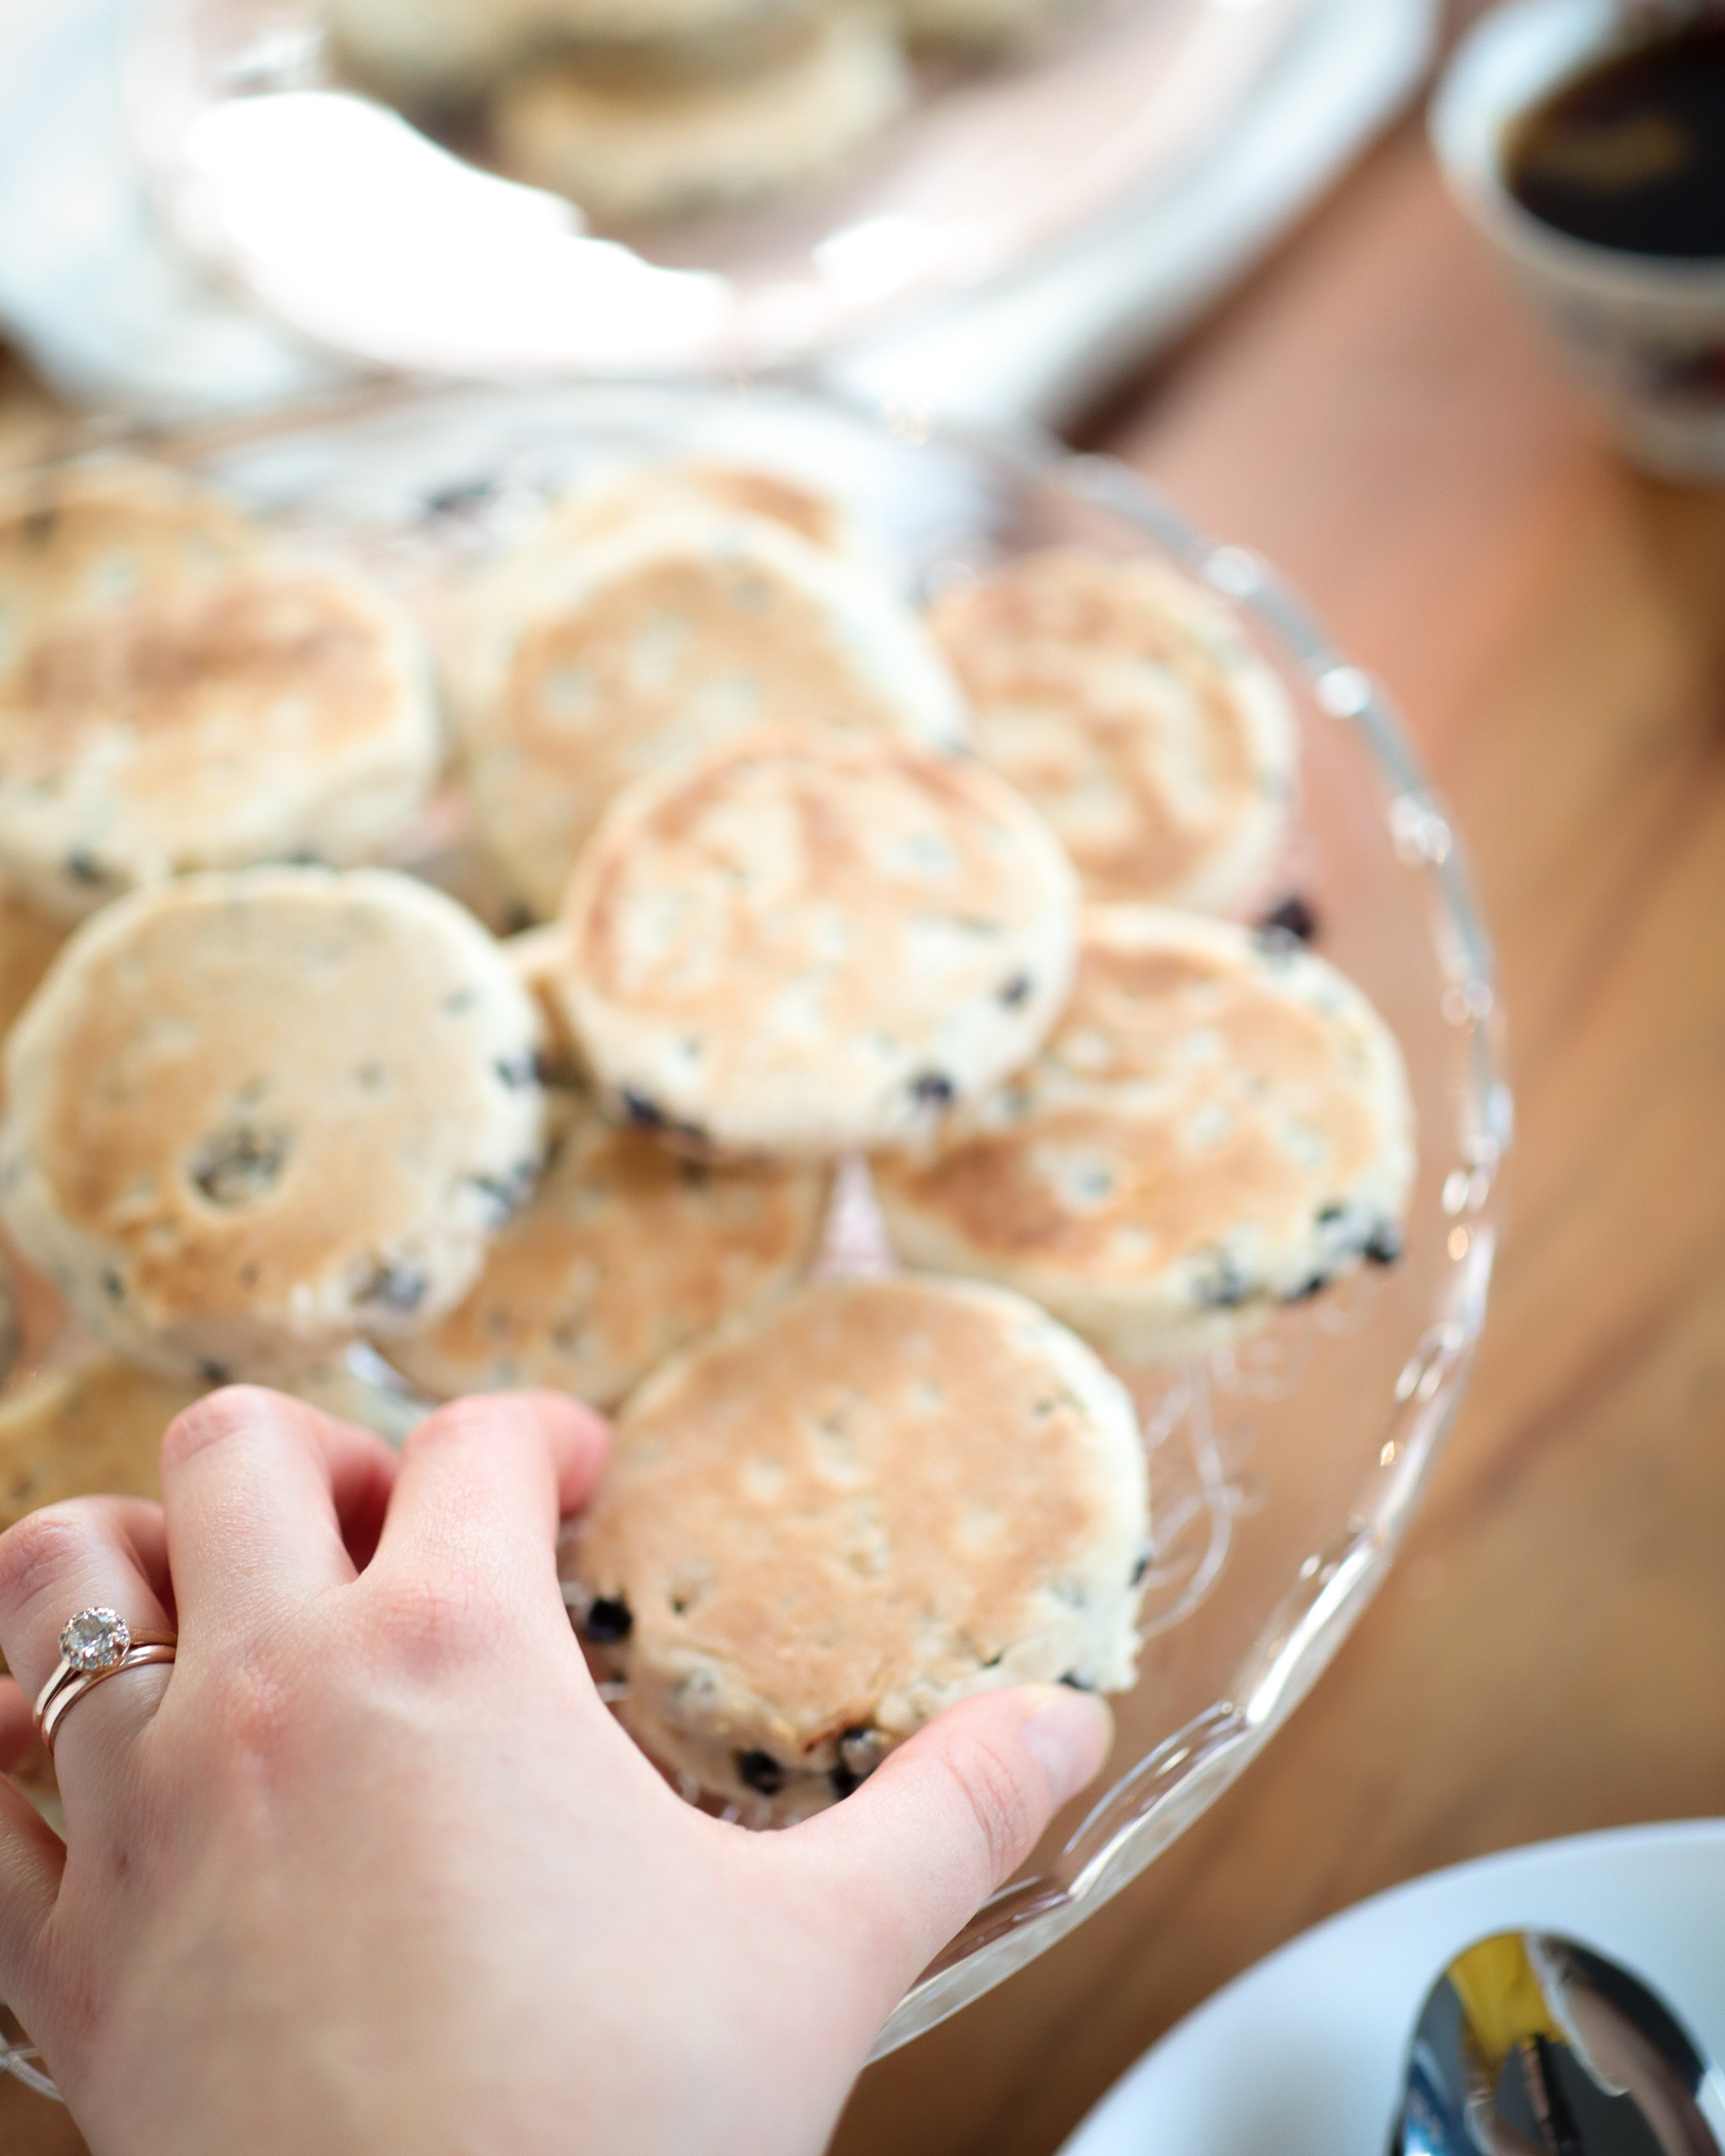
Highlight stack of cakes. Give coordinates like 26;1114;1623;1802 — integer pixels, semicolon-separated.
0;445;1415;1823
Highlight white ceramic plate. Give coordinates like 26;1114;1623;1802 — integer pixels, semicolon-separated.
1060;1820;1725;2156
124;0;1319;377
0;0;1434;424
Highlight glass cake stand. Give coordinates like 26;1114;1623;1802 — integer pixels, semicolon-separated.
0;381;1506;2081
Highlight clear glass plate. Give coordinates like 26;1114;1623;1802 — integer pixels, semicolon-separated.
124;0;1315;376
0;382;1506;2080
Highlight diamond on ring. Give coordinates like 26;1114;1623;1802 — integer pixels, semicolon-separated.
58;1607;131;1674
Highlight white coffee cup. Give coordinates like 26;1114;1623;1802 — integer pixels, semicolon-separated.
1431;0;1725;483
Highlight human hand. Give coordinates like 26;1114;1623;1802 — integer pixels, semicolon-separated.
0;1386;1113;2156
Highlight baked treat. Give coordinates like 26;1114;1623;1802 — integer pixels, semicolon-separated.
0;1356;206;1533
873;907;1417;1363
0;557;441;924
489;9;908;224
0;867;544;1381
390;1091;828;1407
540;461;860;561
0;458;254;663
566;1273;1148;1819
557;725;1077;1159
452;506;966;920
324;0;547;106
927;549;1297;913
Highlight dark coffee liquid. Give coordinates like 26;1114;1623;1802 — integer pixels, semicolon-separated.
1506;22;1725;259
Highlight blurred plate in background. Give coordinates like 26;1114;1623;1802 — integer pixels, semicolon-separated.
128;0;1314;377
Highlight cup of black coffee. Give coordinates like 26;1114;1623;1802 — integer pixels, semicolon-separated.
1432;0;1725;482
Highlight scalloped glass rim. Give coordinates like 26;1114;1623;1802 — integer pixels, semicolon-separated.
0;382;1506;2083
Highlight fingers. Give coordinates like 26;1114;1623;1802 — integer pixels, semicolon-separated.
0;1770;66;2047
787;1686;1114;2011
159;1387;399;1641
0;1496;175;1808
368;1393;608;1618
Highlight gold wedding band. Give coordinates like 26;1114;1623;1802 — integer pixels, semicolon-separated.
32;1608;177;1758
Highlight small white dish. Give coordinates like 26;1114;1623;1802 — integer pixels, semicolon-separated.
0;0;1434;424
124;0;1322;382
1059;1819;1725;2156
1431;0;1725;485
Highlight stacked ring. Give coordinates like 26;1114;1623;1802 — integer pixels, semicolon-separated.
32;1608;177;1758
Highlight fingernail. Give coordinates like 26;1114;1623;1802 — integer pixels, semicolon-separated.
1019;1686;1114;1810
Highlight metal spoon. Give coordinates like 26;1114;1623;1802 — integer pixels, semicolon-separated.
1390;1930;1725;2155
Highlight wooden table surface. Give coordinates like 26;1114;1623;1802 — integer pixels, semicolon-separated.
3;107;1724;2156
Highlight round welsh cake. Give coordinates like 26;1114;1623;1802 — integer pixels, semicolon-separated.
0;458;255;665
567;1274;1148;1820
538;460;860;562
557;725;1078;1158
390;1092;828;1409
451;506;965;920
873;907;1417;1363
927;549;1296;914
0;868;544;1381
0;556;440;923
491;11;910;225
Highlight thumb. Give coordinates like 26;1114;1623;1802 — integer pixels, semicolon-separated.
787;1685;1113;2009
